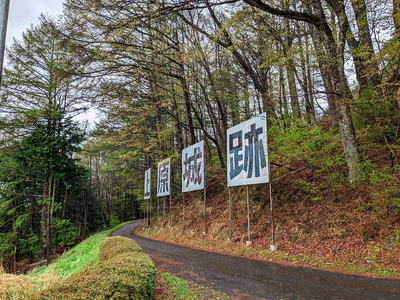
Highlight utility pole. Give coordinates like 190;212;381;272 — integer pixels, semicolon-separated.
0;0;10;87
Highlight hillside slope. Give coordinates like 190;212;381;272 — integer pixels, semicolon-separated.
139;123;400;279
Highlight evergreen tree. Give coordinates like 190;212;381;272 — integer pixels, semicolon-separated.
0;17;97;265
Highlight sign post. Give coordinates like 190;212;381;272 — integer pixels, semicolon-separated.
182;193;185;228
227;113;269;245
203;186;207;235
144;168;151;227
157;158;171;226
0;0;10;87
269;165;276;250
228;187;232;240
169;193;172;227
182;140;205;231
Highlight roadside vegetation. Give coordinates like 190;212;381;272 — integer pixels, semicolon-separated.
154;272;229;300
0;222;228;299
1;222;129;299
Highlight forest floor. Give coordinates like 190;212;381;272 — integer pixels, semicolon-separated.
137;170;400;280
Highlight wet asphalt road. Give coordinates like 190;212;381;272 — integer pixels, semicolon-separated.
112;221;400;299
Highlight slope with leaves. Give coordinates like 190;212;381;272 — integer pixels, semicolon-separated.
138;120;400;279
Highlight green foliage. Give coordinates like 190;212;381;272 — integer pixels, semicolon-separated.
35;253;155;300
30;221;134;279
12;213;30;231
0;233;13;262
110;212;121;228
353;99;399;142
52;218;77;248
270;121;344;172
17;234;40;259
0;16;102;268
0;120;101;265
160;272;199;299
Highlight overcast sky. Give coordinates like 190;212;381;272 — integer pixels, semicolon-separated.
6;0;63;47
4;0;98;126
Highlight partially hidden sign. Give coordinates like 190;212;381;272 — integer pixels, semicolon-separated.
227;113;269;187
157;158;171;197
182;140;205;193
144;168;151;200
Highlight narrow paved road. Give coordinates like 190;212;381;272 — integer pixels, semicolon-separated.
112;221;400;299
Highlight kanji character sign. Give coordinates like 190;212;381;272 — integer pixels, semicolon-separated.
157;158;171;197
227;113;269;187
182;140;205;192
144;168;151;199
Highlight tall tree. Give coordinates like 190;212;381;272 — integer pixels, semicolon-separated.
235;0;363;181
1;17;92;262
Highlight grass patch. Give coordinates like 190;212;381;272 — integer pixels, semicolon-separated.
154;272;229;300
31;221;134;279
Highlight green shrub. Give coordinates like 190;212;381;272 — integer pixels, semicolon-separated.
0;232;13;262
52;218;77;247
110;213;121;228
33;236;156;300
99;236;142;262
35;252;156;299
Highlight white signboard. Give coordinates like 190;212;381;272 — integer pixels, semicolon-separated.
227;113;269;187
144;168;151;200
182;140;205;193
157;158;171;197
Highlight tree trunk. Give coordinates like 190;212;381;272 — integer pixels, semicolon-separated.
172;83;184;153
310;25;337;122
316;9;363;181
335;101;363;181
387;0;400;113
328;0;379;94
282;18;301;119
286;60;300;118
39;177;49;261
180;64;197;146
307;0;364;180
278;50;289;127
200;49;228;144
46;176;54;265
298;34;314;124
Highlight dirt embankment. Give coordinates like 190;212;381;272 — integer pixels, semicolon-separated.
139;171;400;279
